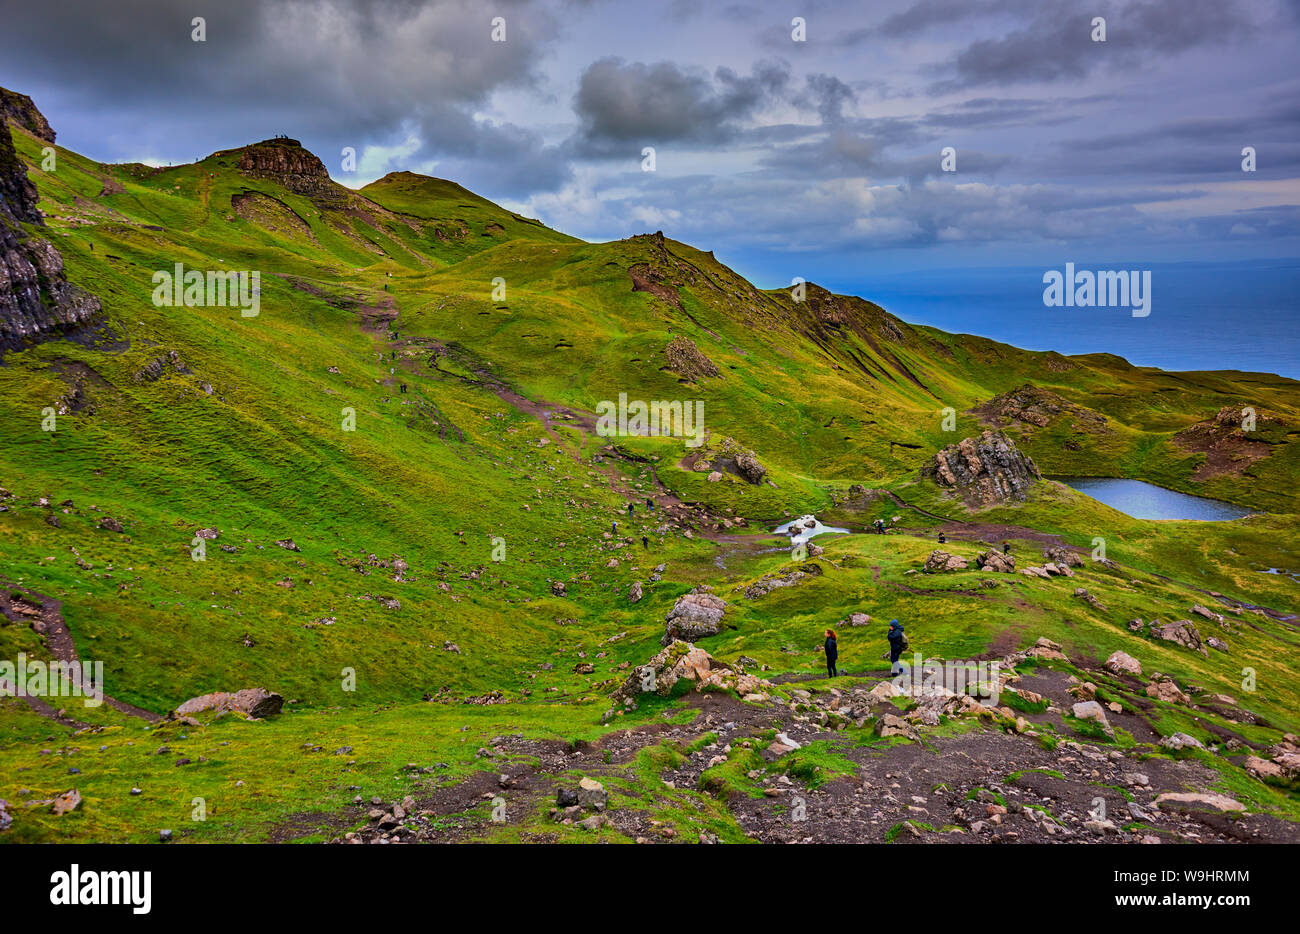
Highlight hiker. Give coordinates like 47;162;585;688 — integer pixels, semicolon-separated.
611;521;617;535
887;619;907;675
1002;541;1011;555
824;629;839;678
874;518;885;535
627;503;634;517
646;497;654;509
937;531;946;544
642;535;648;550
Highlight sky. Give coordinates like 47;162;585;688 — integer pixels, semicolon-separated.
3;0;1298;370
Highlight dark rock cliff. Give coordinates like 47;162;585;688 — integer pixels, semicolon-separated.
0;92;102;352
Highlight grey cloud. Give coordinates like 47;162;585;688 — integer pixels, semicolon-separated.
930;0;1259;92
571;58;790;154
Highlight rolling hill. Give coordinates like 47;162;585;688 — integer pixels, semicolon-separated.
1;90;1298;845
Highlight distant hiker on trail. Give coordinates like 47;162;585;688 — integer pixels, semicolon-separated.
612;521;617;535
937;531;946;544
627;503;634;517
824;629;839;678
642;535;648;550
874;518;885;535
886;619;907;676
1002;541;1011;555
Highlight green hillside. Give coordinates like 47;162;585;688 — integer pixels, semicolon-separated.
2;117;1297;845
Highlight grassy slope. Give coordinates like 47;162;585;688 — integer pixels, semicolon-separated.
0;126;1296;842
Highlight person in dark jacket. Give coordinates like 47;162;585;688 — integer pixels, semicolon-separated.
887;619;906;675
824;629;839;678
937;531;946;544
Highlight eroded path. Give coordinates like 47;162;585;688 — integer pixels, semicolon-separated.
0;582;162;726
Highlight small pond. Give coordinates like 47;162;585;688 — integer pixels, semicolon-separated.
1052;477;1254;521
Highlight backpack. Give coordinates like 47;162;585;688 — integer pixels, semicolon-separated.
899;629;910;651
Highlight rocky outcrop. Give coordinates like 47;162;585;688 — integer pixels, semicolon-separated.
606;639;771;716
220;137;344;203
691;436;767;485
744;562;822;598
662;589;727;644
1171;406;1277;480
923;430;1041;508
664;335;720;381
1044;546;1084;567
976;550;1015;573
172;687;283;720
0;97;102;353
972;384;1108;434
0;88;55;143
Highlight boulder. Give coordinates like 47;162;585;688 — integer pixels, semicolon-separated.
1150;619;1207;656
867;680;902;702
662;590;727;644
976;550;1015;573
1190;604;1223;624
1154;792;1245;813
1044;546;1085;568
876;713;919;741
1145;675;1191;706
1104;650;1142;677
1027;636;1066;661
923;550;968;572
1020;565;1051;579
173;687;283;720
1071;700;1112;733
51;789;81;816
1072;587;1107;611
1158;732;1205;751
577;778;607;811
845;612;871;627
627;581;643;604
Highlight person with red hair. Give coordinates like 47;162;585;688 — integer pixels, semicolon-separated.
824;629;839;678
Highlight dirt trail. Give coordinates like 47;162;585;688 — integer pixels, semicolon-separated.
0;582;161;726
310;651;1300;845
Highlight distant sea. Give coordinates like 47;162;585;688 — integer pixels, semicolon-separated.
845;259;1300;380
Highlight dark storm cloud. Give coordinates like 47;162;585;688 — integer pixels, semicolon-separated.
0;0;1294;265
570;58;790;155
0;0;570;193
